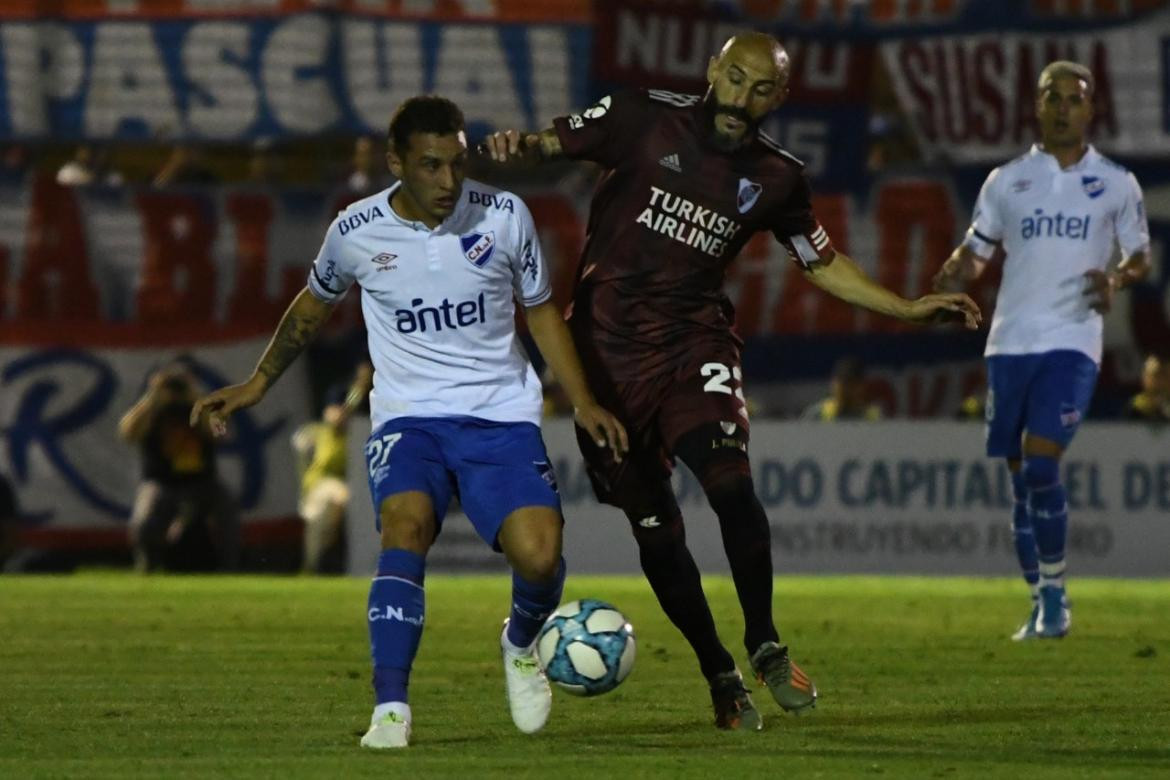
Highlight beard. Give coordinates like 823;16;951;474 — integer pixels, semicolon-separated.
701;91;759;152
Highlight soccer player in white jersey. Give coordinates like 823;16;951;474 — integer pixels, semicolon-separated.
934;61;1150;640
191;96;627;748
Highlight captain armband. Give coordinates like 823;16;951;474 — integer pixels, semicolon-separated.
781;224;835;270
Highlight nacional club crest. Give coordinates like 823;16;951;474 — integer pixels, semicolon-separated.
461;231;496;267
1081;175;1105;199
534;460;559;494
737;177;762;213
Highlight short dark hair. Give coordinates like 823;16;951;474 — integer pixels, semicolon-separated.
387;96;465;155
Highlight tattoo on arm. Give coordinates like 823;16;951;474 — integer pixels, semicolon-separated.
256;291;332;387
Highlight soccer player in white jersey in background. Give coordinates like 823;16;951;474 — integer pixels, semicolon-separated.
934;61;1150;640
192;96;627;748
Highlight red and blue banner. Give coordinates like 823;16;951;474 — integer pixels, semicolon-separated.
0;15;591;140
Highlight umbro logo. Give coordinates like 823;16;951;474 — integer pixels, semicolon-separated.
658;153;682;173
372;252;397;271
638;515;661;528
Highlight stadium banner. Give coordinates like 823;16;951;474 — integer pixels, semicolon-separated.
0;0;592;23
348;419;1170;577
0;339;309;534
881;20;1170;164
592;1;1170;181
0;15;590;140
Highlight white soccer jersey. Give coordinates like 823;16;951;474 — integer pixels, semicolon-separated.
307;179;552;429
964;144;1149;363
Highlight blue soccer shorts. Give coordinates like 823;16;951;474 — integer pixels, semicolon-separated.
984;350;1099;459
364;416;561;550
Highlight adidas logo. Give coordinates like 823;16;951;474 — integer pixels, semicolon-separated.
658;153;681;172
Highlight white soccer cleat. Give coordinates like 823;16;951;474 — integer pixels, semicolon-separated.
360;710;411;749
1011;602;1041;641
501;622;552;734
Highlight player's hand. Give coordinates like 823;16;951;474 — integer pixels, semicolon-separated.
190;375;267;437
477;129;535;163
1083;269;1117;314
574;403;629;464
904;293;983;329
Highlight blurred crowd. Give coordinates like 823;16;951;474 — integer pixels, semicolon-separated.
0;136;391;195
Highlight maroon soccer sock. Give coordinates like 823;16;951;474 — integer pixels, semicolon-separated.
706;483;780;655
628;512;736;681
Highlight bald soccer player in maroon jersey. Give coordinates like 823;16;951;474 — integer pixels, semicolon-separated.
485;33;981;731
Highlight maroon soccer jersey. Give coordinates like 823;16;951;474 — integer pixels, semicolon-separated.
553;89;834;380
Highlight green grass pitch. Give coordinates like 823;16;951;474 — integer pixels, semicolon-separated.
1;574;1168;778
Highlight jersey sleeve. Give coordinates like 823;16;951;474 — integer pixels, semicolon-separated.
963;168;1004;259
770;175;836;270
552;90;644;168
306;216;355;303
510;198;552;308
1116;171;1150;256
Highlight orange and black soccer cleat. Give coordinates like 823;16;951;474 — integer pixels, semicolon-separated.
749;642;817;714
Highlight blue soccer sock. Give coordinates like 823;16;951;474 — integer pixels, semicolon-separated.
505;557;566;650
1023;455;1067;591
368;548;426;705
1010;469;1040;599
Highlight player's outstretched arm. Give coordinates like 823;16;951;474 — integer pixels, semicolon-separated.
478;128;564;165
524;301;628;462
190;287;335;435
932;244;989;293
806;251;982;329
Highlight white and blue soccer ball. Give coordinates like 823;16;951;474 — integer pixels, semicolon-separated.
536;599;636;696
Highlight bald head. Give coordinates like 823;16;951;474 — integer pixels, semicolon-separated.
704;33;790;151
714;33;790;82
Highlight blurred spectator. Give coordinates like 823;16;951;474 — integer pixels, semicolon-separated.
802;357;883;421
57;144;124;187
1125;354;1170;423
344;136;382;197
154;144;218;187
118;361;239;572
291;363;373;573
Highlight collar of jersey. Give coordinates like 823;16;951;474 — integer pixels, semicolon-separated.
383;181;464;233
1030;143;1099;173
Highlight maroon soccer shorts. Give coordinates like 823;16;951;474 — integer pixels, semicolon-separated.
575;349;750;508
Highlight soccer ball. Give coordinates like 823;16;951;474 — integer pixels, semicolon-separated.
536;599;636;696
